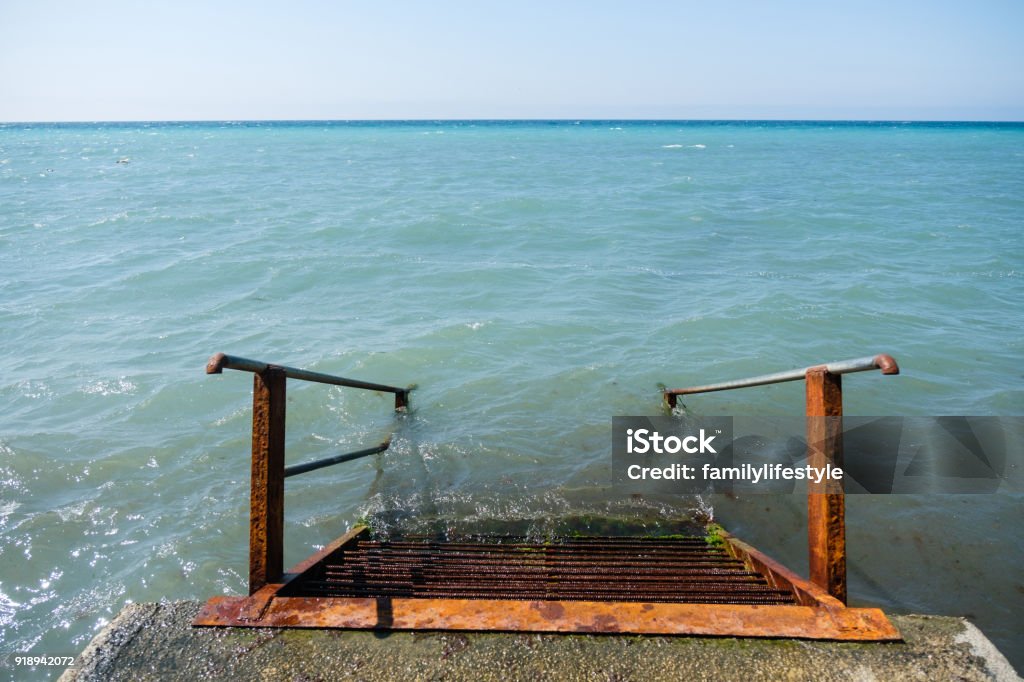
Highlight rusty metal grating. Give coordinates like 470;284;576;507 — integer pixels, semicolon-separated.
278;536;796;605
194;526;901;639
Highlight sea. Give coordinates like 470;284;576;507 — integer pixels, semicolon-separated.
1;120;1022;678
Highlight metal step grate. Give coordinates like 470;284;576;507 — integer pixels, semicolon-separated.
280;536;796;605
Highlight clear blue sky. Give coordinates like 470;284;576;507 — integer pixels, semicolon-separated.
1;0;1022;121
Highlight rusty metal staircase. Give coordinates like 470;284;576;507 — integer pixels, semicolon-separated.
193;353;902;641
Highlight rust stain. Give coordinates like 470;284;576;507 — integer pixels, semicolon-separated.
531;601;566;620
589;613;620;631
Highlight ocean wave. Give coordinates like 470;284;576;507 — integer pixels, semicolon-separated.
87;211;129;227
0;500;21;529
0;587;21;630
16;379;54;400
79;377;137;396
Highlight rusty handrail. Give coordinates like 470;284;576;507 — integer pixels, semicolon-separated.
207;352;412;594
207;352;412;409
284;438;392;478
664;353;898;405
661;353;901;605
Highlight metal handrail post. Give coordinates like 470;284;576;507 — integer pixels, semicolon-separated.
806;367;846;604
249;367;286;595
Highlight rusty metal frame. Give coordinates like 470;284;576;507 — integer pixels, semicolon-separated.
194;525;900;641
196;353;902;640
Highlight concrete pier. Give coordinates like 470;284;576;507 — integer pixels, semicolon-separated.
60;601;1019;681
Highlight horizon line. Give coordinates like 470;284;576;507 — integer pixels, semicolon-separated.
3;117;1024;125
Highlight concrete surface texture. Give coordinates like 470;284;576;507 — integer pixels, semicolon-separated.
59;601;1019;682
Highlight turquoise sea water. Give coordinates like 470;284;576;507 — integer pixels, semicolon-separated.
1;121;1022;676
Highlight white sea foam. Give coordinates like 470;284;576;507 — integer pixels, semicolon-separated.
57;501;88;522
0;500;20;528
0;587;21;629
18;380;55;399
662;144;683;148
80;377;137;396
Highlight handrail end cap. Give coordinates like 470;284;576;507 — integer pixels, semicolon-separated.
206;352;228;374
874;354;900;375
